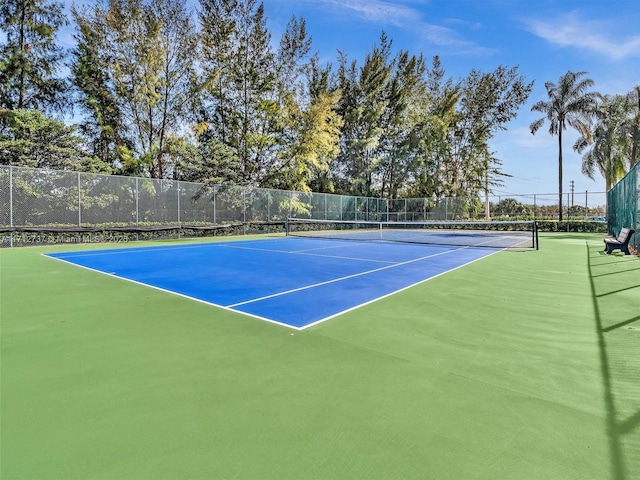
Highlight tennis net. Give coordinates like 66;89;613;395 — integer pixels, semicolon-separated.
286;219;539;249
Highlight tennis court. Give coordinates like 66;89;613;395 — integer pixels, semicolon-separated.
46;237;504;329
2;232;639;479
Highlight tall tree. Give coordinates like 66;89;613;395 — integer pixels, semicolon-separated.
70;6;129;170
198;0;312;188
406;58;530;202
376;50;427;198
0;0;69;113
199;0;273;184
256;14;312;190
303;55;342;193
0;108;111;172
71;0;198;178
409;55;460;199
445;65;532;199
575;93;635;191
334;33;392;196
274;84;342;192
530;71;598;220
623;86;640;168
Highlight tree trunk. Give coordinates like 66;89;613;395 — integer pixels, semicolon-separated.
18;5;26;109
558;128;563;221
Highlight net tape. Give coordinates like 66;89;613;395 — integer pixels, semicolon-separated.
286;218;538;249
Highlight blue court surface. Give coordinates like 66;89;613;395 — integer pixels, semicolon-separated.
46;238;499;329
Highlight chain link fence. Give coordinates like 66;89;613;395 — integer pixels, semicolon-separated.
607;162;639;252
0;165;608;246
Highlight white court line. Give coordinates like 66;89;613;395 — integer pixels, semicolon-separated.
46;236;321;259
44;237;513;330
226;245;468;308
46;242;223;259
300;247;503;330
290;242;374;253
216;240;397;264
43;254;300;330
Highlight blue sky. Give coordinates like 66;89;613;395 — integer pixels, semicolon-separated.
57;0;639;196
262;0;640;196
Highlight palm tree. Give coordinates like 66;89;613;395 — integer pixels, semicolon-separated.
530;71;599;221
623;86;640;168
574;94;631;191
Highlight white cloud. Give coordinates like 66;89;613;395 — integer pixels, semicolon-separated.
524;11;640;60
443;17;483;31
312;0;421;27
419;24;495;55
495;125;553;150
307;0;493;55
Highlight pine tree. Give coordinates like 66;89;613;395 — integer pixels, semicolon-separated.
0;108;110;172
452;66;533;198
0;0;69;113
71;6;128;170
409;56;460;199
198;0;312;188
199;0;276;184
70;0;198;178
377;50;426;198
334;33;392;196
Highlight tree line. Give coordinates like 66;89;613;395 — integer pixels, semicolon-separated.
1;0;638;205
529;71;639;220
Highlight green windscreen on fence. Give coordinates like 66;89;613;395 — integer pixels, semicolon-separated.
0;165;611;248
607;161;639;251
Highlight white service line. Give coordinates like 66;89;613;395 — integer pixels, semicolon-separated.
44;253;301;330
226;245;468;308
300;247;503;330
217;240;397;264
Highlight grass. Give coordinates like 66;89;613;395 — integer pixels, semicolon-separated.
1;233;638;479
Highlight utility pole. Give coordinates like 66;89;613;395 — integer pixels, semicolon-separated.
570;180;575;206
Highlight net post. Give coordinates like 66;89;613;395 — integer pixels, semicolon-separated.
534;221;539;250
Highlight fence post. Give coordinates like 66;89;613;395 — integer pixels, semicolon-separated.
78;172;82;226
135;178;140;225
566;192;570;232
585;190;588;216
9;166;13;247
323;194;327;220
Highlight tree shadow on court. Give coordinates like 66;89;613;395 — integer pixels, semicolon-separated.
587;242;640;480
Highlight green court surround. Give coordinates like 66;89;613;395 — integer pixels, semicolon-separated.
1;233;638;479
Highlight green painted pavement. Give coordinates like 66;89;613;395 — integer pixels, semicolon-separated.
1;234;638;479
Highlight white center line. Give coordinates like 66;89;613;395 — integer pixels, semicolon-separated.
226;246;468;308
217;241;397;264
